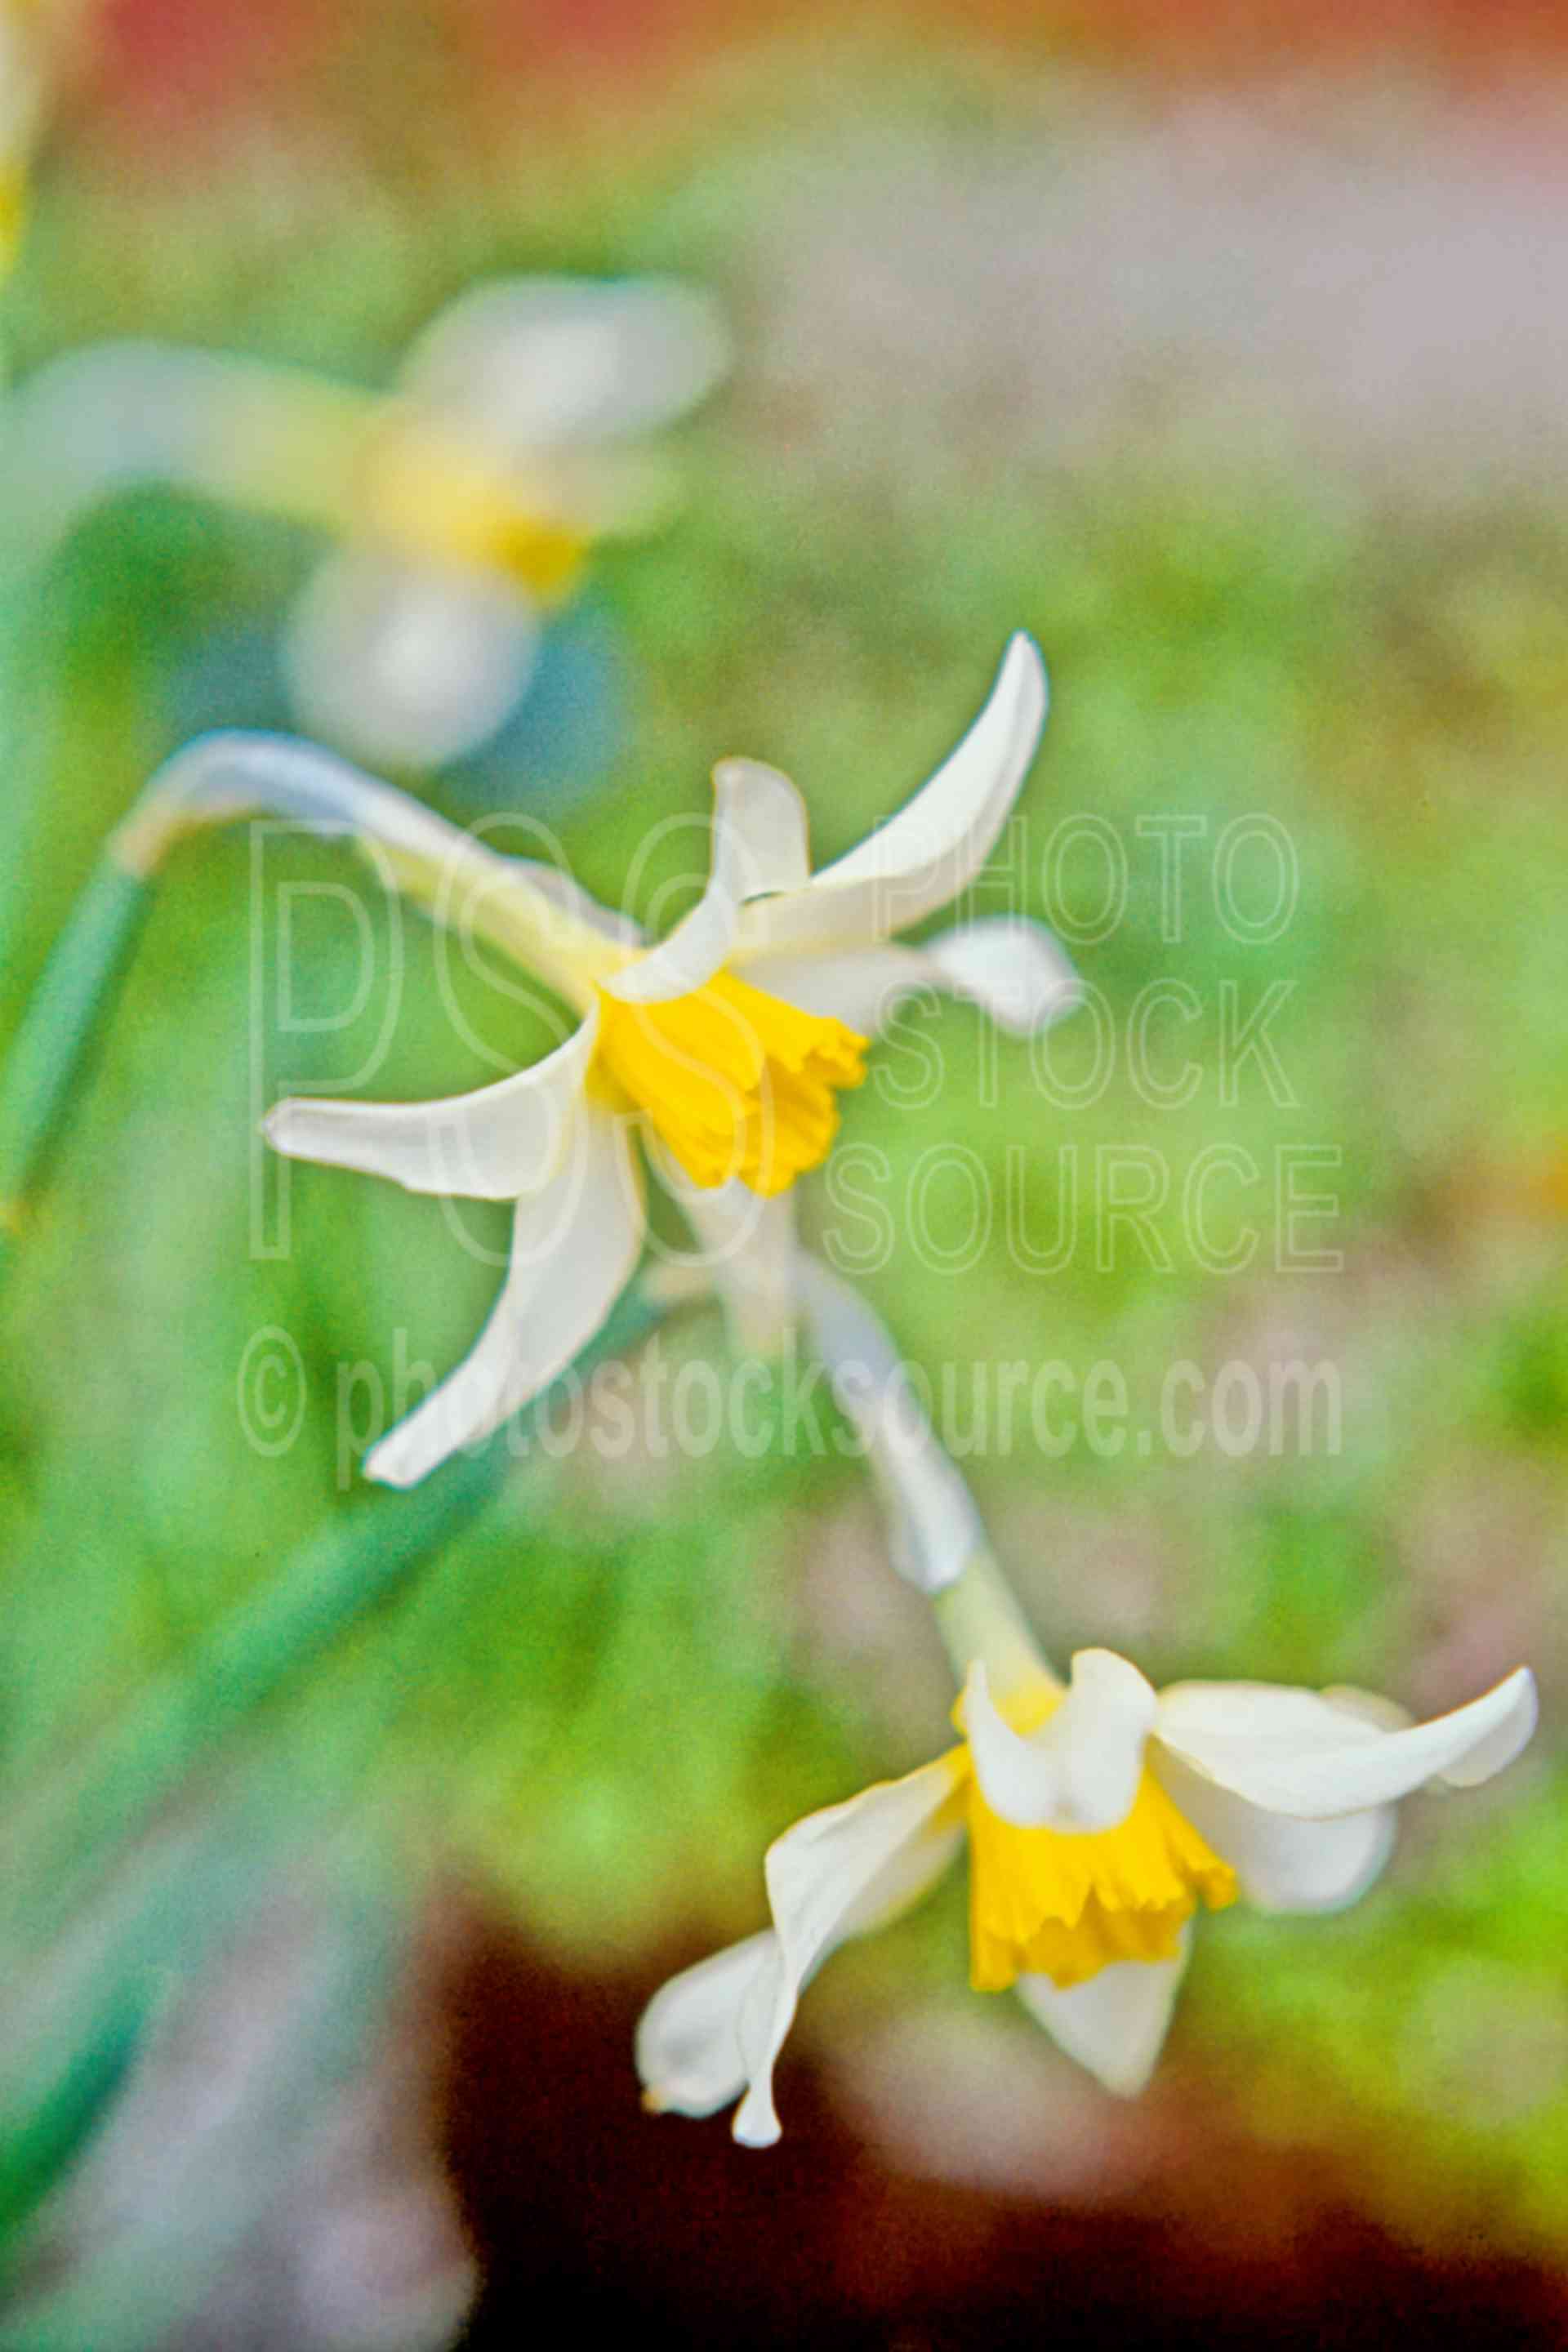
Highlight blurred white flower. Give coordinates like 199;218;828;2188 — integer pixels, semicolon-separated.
122;634;1076;1486
637;1639;1536;2142
2;276;730;762
282;276;730;768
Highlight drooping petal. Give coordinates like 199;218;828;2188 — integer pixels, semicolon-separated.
117;726;478;870
364;1103;644;1486
964;1651;1157;1832
742;917;1078;1040
398;276;731;454
917;919;1082;1036
283;548;540;770
733;635;1048;959
730;1754;969;2147
114;732;617;1006
1015;1931;1191;2097
1148;1750;1396;1913
1152;1667;1537;1820
795;1258;987;1596
651;1152;800;1356
263;1007;597;1201
603;760;813;1006
636;1932;783;2122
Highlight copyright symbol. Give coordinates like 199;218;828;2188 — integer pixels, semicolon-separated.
238;1325;307;1457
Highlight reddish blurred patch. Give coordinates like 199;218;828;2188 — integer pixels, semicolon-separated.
80;0;1568;148
91;0;319;122
437;1889;1568;2350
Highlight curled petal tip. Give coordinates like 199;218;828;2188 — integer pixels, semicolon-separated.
1002;629;1049;717
1007;623;1047;673
1437;1663;1539;1788
259;1102;305;1158
362;1436;421;1490
1069;1648;1159;1720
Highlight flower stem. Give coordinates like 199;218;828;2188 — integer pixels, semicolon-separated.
930;1548;1054;1703
0;852;152;1290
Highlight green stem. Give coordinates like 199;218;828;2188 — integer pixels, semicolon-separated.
0;854;151;1285
0;1971;148;2256
931;1548;1054;1703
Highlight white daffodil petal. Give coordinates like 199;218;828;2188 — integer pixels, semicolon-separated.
604;759;814;1005
918;919;1082;1036
636;1932;783;2121
262;1009;597;1201
1427;1671;1540;1787
733;635;1048;958
708;760;813;899
734;944;938;1033
1152;1667;1538;1820
795;1257;987;1595
1016;1932;1190;2097
1316;1685;1414;1735
1149;1749;1396;1913
653;1153;800;1357
364;1105;644;1487
116;733;608;1002
283;549;539;770
964;1650;1157;1833
597;882;736;1005
731;1754;967;2148
742;919;1078;1040
119;727;479;866
399;276;730;453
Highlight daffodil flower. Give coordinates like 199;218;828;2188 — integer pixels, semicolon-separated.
118;635;1076;1486
638;1630;1535;2144
3;277;729;764
635;1270;1538;2138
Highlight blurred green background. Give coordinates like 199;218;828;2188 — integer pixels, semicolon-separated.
2;2;1566;2337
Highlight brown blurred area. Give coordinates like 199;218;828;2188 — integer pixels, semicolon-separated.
439;1891;1568;2350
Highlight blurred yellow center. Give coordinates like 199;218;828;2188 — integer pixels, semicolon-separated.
959;1682;1236;1993
358;412;584;595
594;973;867;1196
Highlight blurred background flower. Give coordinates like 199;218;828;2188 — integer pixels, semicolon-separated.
0;273;728;781
2;1;1566;2345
